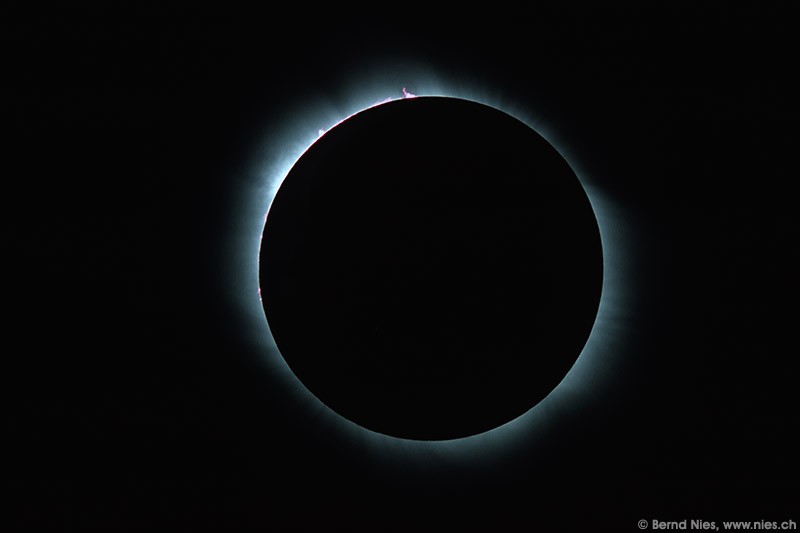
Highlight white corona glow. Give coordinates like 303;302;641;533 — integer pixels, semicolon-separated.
223;63;639;471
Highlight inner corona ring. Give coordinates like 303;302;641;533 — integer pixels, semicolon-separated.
259;95;602;441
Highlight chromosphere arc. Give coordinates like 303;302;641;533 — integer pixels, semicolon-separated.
259;96;602;440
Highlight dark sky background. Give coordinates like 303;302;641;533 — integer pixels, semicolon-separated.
6;5;798;531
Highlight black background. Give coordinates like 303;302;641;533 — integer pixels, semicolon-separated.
6;5;798;531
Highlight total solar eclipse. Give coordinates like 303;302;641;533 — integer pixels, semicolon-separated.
259;96;602;441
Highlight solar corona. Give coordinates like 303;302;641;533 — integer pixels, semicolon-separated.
225;68;637;466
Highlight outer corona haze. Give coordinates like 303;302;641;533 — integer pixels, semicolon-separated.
224;66;638;467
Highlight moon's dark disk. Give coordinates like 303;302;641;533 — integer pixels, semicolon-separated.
259;97;602;440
